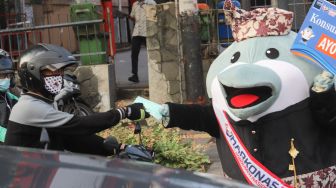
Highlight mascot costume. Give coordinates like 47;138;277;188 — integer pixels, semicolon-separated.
159;0;336;187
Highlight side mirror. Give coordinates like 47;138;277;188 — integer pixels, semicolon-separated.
103;136;120;155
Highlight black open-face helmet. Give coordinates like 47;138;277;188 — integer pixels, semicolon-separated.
0;49;15;87
18;43;78;100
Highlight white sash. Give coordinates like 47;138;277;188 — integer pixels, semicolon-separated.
211;77;292;188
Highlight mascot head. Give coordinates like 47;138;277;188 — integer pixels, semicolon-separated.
206;0;322;122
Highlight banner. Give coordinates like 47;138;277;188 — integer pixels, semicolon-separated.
291;0;336;74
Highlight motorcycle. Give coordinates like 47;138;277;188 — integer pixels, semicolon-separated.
55;74;93;116
40;74;94;148
103;122;155;162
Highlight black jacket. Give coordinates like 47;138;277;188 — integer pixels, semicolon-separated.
0;91;18;128
165;89;336;183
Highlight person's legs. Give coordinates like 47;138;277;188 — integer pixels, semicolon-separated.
141;36;146;47
129;36;143;82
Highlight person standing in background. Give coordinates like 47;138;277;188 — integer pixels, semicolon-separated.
128;0;156;83
0;49;18;143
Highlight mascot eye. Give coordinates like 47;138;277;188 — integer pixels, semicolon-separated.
265;48;279;59
231;52;240;63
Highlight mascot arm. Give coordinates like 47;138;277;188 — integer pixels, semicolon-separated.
310;71;336;128
162;103;220;138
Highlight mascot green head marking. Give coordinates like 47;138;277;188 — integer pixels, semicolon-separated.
206;1;322;121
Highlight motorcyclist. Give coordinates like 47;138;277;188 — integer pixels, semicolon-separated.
0;49;18;142
5;43;149;156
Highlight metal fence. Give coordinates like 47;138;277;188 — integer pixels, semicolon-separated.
114;16;133;49
198;0;336;58
0;8;135;66
0;18;110;66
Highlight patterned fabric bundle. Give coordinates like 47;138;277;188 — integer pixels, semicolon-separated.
223;0;294;41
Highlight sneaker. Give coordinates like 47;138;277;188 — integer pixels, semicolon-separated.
128;74;139;83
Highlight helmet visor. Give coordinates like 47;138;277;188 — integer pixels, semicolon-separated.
0;72;14;79
41;61;78;72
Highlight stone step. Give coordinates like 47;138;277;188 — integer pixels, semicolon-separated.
116;87;149;100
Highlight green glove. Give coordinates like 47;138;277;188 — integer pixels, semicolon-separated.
0;125;7;142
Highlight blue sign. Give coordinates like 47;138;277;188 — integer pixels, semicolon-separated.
291;0;336;74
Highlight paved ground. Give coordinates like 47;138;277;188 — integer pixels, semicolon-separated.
206;139;224;176
114;47;149;88
114;47;224;177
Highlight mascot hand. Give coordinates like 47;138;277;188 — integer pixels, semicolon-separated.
159;104;170;127
312;71;334;93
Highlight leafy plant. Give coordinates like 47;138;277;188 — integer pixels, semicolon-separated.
99;119;210;172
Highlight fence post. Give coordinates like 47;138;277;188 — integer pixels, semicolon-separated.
179;0;206;103
272;0;289;10
106;6;117;108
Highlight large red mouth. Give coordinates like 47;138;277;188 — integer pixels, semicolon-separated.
223;86;272;108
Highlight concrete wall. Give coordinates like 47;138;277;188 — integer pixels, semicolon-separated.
146;3;184;104
74;64;113;112
146;2;212;104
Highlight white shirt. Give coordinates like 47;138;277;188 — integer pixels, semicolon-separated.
130;0;156;37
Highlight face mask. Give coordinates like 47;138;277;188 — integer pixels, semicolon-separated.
0;78;10;92
43;76;63;95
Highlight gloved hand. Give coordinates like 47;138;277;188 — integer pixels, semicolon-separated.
117;103;150;121
312;71;334;93
103;136;128;155
159;104;170;127
54;87;72;102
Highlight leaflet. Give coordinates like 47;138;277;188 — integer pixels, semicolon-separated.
134;96;163;121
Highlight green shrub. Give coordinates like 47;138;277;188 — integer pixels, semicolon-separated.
99;119;210;172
